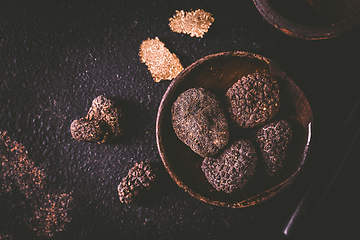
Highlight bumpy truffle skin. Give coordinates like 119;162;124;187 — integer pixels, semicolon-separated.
226;72;280;128
171;87;229;157
255;119;292;176
70;95;124;143
201;139;257;193
87;95;124;139
117;161;157;204
70;118;106;143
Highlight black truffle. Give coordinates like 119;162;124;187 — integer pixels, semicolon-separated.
226;72;280;128
70;118;106;143
70;95;124;143
87;95;124;140
201;139;257;193
171;87;229;157
255;119;293;176
117;161;157;204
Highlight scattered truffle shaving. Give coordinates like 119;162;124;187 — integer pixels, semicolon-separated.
169;9;214;38
139;37;183;82
27;192;73;237
0;235;13;240
117;161;157;204
0;132;45;198
0;131;73;237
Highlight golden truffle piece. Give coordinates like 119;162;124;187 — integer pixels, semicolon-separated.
139;37;183;82
169;9;214;38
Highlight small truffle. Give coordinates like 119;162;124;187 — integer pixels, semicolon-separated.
255;119;293;176
117;161;157;204
201;139;257;193
70;95;124;143
171;87;229;157
139;37;183;82
70;118;106;143
169;9;214;38
226;72;280;128
87;95;124;140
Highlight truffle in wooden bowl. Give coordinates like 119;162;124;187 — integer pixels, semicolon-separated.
156;51;313;208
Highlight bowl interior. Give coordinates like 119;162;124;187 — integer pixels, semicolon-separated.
156;51;313;208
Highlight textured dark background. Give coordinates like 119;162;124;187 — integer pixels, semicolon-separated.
1;0;360;239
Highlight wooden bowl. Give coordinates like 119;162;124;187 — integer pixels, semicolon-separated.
156;51;313;208
253;0;360;40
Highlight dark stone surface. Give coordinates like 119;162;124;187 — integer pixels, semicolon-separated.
1;0;360;239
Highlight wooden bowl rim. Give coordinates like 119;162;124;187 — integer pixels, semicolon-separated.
156;51;313;208
253;0;360;40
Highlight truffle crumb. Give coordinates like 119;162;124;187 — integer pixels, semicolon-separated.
0;234;13;240
0;131;45;198
255;119;293;176
169;9;214;38
28;192;73;237
171;87;229;157
117;161;157;204
139;37;183;82
201;139;257;193
70;95;124;143
226;72;280;128
0;131;73;237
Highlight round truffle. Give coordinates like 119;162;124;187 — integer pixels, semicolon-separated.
117;161;157;204
226;72;280;128
255;119;293;176
70;118;106;143
171;87;229;157
201;139;257;193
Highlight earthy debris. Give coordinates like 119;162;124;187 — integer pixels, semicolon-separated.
27;192;73;237
0;131;73;237
226;72;280;128
171;87;229;157
169;9;214;38
0;131;46;199
117;161;157;204
139;37;183;82
255;119;293;176
0;234;13;240
201;139;257;193
70;95;124;143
